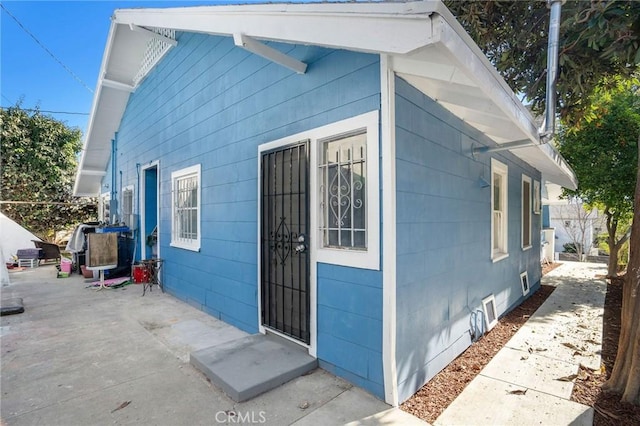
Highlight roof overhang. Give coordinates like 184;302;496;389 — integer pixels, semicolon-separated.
74;1;577;196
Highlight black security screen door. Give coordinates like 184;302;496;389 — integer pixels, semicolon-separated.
261;141;310;344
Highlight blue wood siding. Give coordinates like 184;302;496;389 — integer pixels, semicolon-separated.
394;76;542;402
107;32;383;395
317;263;384;398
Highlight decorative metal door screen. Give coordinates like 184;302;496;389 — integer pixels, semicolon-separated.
260;141;310;344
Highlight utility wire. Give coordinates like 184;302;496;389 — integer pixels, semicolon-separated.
0;106;89;116
0;4;94;94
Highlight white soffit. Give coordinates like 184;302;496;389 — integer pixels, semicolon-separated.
74;1;577;196
74;21;176;196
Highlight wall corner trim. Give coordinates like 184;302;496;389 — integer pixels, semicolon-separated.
380;53;399;406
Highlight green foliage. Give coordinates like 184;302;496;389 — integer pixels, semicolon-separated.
445;0;639;123
558;77;639;216
563;242;581;254
0;105;97;240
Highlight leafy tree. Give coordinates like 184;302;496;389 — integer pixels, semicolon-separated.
606;131;640;404
558;77;639;276
445;0;640;406
445;0;639;124
0;105;96;241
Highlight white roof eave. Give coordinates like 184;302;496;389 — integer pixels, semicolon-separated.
74;1;577;196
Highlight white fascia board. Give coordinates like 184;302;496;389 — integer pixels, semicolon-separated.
537;144;578;190
515;144;577;190
113;2;440;55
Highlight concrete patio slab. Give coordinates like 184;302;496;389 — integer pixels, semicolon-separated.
434;375;593;426
2;266;409;425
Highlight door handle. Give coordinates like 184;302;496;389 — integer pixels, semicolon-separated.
295;243;306;253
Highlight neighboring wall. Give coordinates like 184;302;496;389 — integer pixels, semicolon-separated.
394;77;542;402
548;204;605;254
110;33;384;396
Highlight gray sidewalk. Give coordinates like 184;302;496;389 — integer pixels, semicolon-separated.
435;262;607;426
1;265;423;426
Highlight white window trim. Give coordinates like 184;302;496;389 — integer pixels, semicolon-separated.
491;158;508;262
520;271;530;296
170;164;201;252
533;180;541;214
140;160;160;261
522;174;532;251
482;294;498;331
314;112;379;269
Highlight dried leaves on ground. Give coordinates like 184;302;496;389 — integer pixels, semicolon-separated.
401;283;556;423
571;275;640;426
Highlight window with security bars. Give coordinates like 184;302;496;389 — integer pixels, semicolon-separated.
319;131;367;250
491;159;508;260
171;165;201;251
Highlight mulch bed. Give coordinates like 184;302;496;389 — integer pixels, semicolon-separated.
571;275;640;425
401;280;556;423
401;266;640;424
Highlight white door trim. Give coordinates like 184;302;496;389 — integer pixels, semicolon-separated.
257;139;315;355
140;160;160;260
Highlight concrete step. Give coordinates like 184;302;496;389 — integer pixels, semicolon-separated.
190;333;317;402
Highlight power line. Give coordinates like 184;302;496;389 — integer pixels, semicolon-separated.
0;201;96;206
0;106;89;116
0;4;94;94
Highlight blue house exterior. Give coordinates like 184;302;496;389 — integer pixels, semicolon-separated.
74;1;577;406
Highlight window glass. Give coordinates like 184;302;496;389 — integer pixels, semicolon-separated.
171;165;200;251
319;132;367;250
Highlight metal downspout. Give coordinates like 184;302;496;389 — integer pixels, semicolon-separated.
473;0;563;155
109;132;118;224
543;0;563;138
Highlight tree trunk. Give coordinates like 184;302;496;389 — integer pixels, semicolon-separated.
606;214;619;277
603;136;640;405
608;242;619;276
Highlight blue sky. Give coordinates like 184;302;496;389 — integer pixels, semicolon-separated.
0;1;224;133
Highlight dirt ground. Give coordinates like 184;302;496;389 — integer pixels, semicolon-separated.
401;264;640;425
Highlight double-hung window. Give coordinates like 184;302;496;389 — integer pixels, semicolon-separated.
491;159;508;261
522;175;532;249
171;164;201;251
